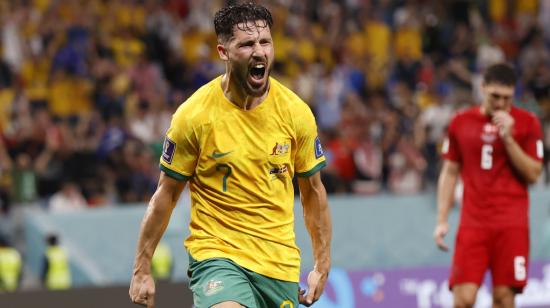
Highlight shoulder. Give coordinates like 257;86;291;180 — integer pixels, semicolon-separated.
172;77;221;125
511;106;542;132
449;106;478;125
511;106;539;122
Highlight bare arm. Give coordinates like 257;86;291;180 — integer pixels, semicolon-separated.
130;172;186;307
433;160;460;251
297;172;332;306
493;111;543;184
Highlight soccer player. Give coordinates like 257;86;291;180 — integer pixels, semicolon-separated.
433;63;544;308
129;3;332;308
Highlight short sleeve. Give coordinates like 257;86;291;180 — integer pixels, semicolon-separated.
521;115;544;161
159;109;199;181
441;116;461;163
294;106;326;177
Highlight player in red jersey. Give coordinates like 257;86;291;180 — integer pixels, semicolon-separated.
433;63;544;308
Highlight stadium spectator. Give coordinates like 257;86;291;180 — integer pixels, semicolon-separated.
0;0;547;206
433;63;544;308
0;120;17;212
42;234;71;290
151;241;173;282
0;237;22;292
48;179;87;212
129;3;331;307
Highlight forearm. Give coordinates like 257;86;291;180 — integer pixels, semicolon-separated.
301;185;332;274
502;136;542;183
436;164;459;224
133;189;177;274
34;150;54;173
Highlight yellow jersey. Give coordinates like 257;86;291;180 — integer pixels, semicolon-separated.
159;76;326;282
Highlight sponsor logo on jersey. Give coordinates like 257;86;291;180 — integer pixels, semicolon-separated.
315;136;324;159
204;279;224;296
481;123;498;143
269;165;288;180
162;137;176;164
271;142;290;156
269;165;288;175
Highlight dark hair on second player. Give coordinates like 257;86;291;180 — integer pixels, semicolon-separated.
483;63;517;86
214;2;273;43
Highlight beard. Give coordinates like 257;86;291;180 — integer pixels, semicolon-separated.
230;61;272;97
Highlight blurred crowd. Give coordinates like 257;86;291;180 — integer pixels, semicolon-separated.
0;0;549;213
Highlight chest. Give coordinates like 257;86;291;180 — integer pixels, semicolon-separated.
197;109;296;173
456;115;527;168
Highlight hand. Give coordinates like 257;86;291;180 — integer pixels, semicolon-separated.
129;272;155;308
492;111;514;140
299;269;328;307
433;222;449;252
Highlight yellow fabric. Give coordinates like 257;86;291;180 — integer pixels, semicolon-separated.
114;3;146;32
0;89;15;132
416;88;436;110
346;31;367;59
296;39;316;64
48;75;92;117
517;0;537;14
160;76;326;282
365;21;392;64
33;0;51;13
152;242;172;279
273;30;293;63
317;45;335;69
46;246;71;290
21;58;51;101
489;0;507;23
111;37;145;68
180;30;209;64
394;27;422;61
0;248;22;292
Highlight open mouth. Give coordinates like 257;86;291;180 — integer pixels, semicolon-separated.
249;63;266;81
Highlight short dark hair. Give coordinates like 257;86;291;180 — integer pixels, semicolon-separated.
46;234;59;246
214;2;273;43
483;63;517;86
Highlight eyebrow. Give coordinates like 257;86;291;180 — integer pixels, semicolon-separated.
488;92;512;99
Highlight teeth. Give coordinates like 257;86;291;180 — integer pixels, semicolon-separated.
254;64;265;68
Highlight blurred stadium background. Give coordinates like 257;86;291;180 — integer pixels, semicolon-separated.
0;0;549;307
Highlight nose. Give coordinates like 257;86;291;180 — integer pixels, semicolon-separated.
252;42;266;60
492;98;508;110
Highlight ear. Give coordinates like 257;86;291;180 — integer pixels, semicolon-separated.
217;44;228;61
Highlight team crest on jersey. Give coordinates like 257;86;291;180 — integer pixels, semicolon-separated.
271;142;290;156
162;137;176;164
204;279;224;296
481;123;498;143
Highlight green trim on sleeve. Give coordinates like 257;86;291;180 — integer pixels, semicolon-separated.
296;161;327;177
159;164;192;181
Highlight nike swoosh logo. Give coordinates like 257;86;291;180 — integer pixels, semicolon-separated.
212;151;233;159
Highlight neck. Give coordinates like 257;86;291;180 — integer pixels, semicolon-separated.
221;73;269;110
480;105;489;116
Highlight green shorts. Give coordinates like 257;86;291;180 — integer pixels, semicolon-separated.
188;256;299;308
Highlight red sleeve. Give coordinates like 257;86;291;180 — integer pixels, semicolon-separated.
521;114;544;162
441;115;461;162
